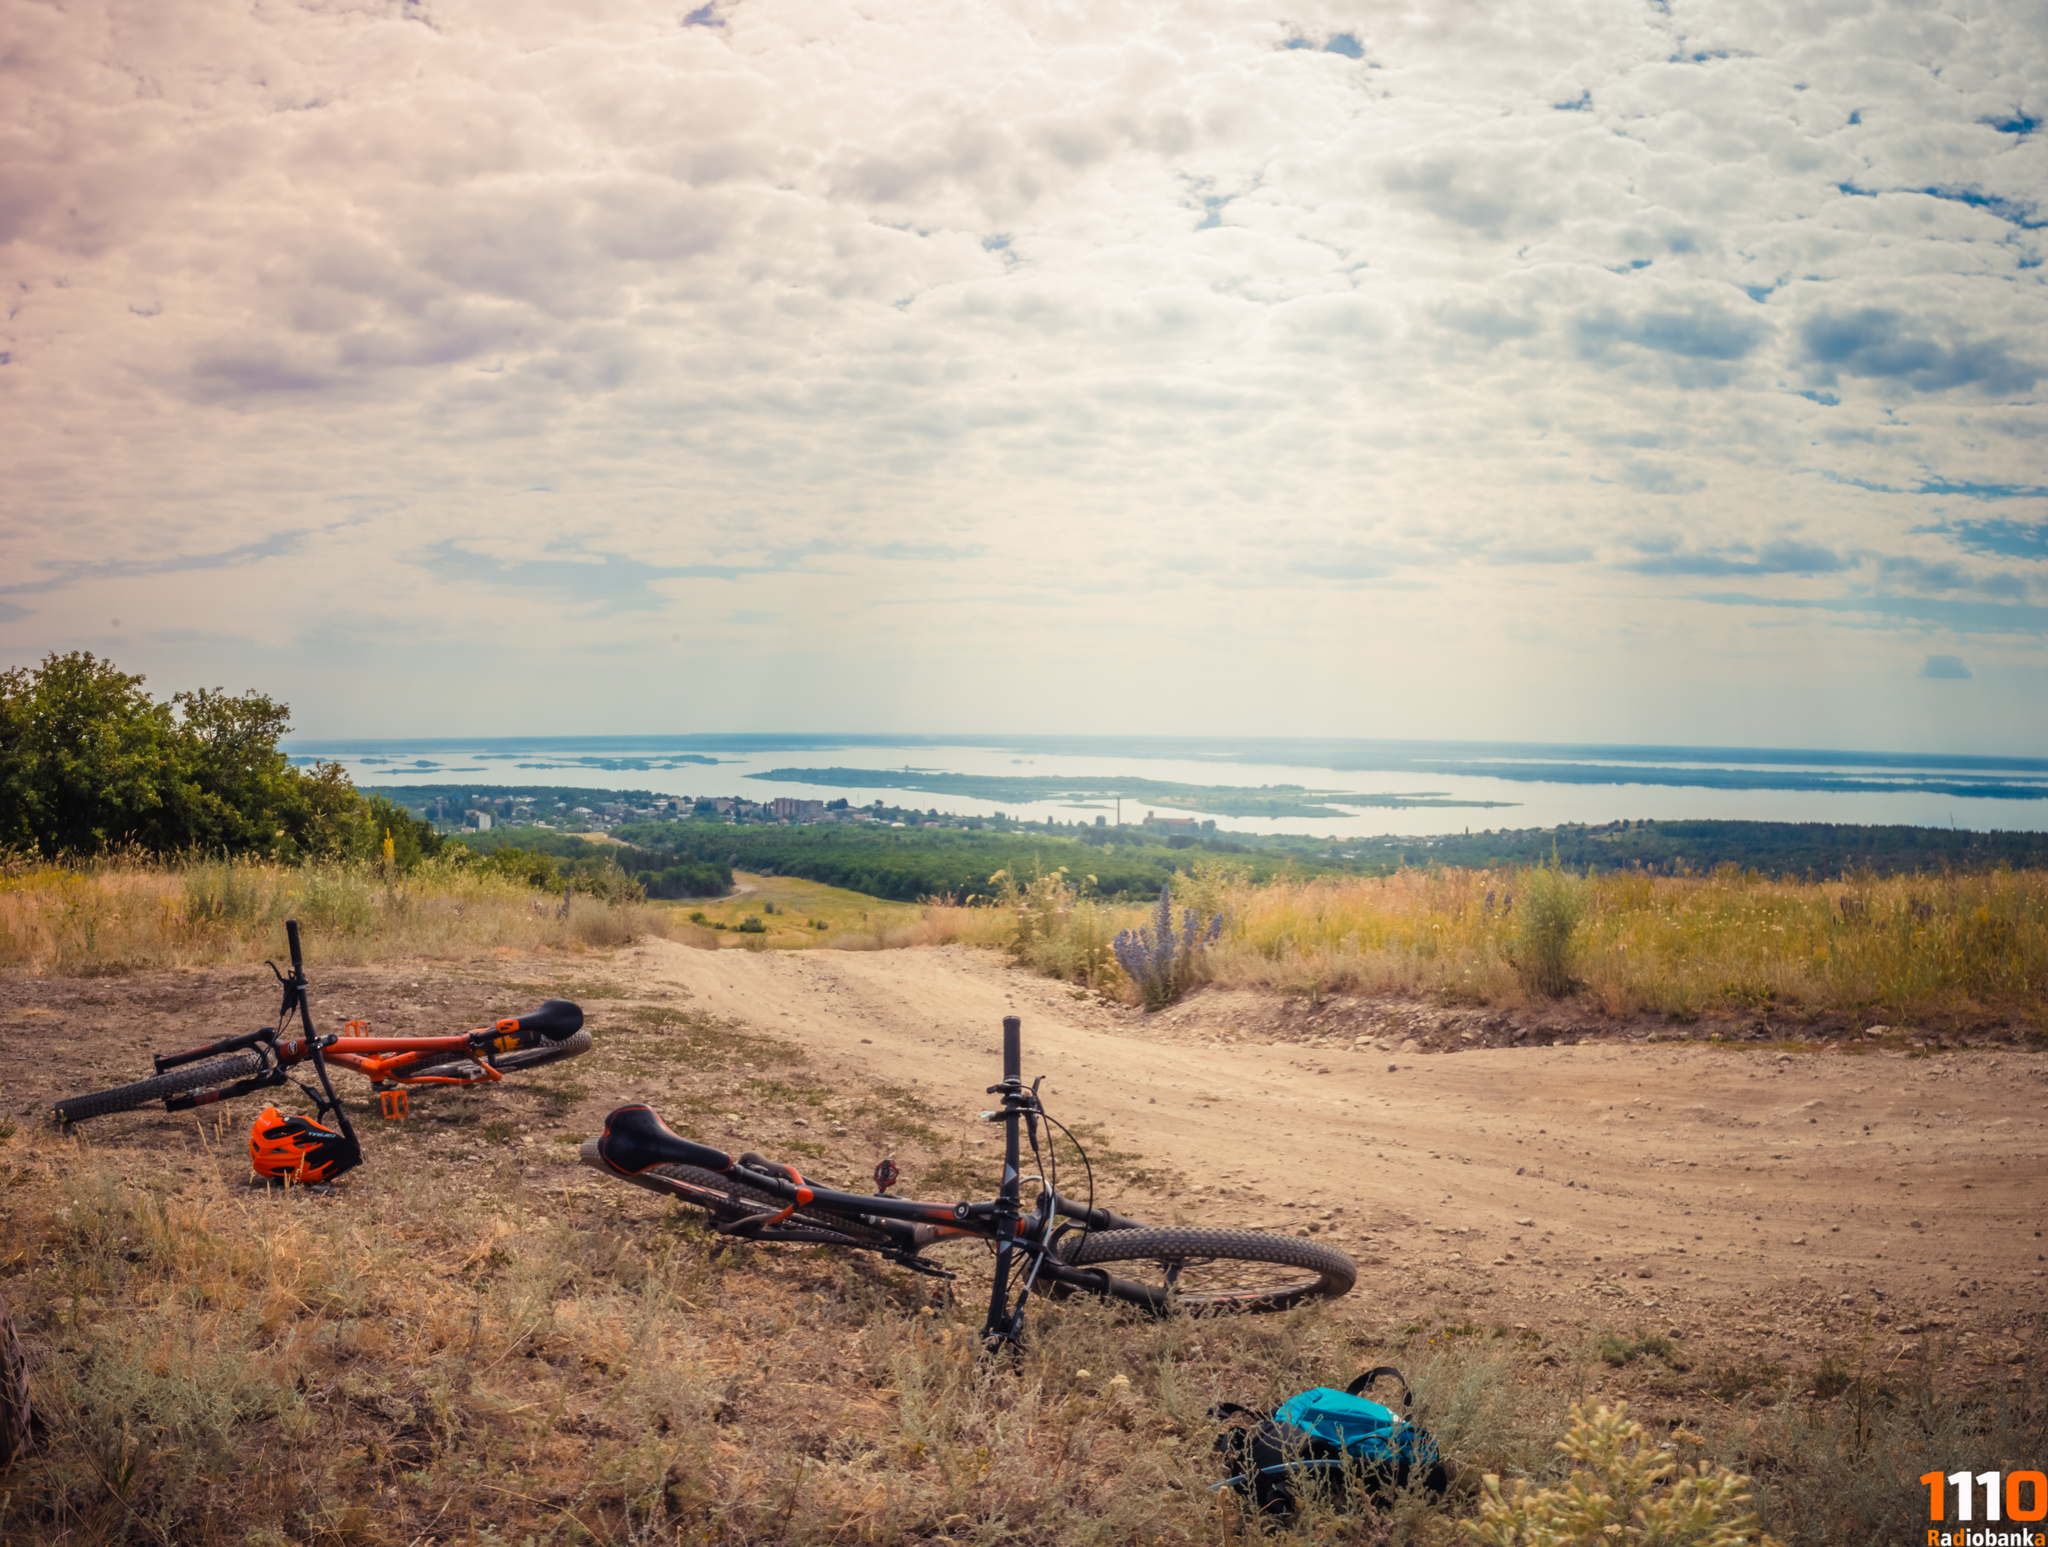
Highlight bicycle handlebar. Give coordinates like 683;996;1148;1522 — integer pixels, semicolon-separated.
286;919;304;976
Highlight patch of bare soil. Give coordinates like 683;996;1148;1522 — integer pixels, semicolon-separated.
6;941;2044;1408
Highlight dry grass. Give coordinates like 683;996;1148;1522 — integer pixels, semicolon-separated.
932;865;2048;1028
4;1119;2031;1546
0;1120;1563;1547
0;856;712;975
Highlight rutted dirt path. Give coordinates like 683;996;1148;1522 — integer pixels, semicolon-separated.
8;938;2043;1395
609;938;2048;1385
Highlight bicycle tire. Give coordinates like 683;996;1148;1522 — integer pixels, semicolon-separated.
1060;1227;1356;1313
52;1052;267;1125
0;1288;29;1467
492;1027;593;1072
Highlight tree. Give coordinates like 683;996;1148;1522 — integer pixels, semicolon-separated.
0;652;180;855
0;651;443;864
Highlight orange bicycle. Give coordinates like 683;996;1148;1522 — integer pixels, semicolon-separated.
52;921;587;1140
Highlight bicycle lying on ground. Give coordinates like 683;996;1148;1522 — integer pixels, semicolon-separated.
583;1015;1356;1350
52;920;589;1128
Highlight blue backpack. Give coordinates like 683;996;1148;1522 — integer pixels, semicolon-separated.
1213;1367;1448;1519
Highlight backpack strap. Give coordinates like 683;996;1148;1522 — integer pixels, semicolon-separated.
1346;1367;1413;1409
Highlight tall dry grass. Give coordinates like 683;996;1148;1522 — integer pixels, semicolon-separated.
3;1127;2027;1546
937;862;2048;1026
0;854;703;974
0;1127;1568;1546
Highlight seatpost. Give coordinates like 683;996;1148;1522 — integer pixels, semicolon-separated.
981;1015;1027;1352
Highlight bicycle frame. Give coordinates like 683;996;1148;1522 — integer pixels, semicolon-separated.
154;999;584;1096
153;920;365;1168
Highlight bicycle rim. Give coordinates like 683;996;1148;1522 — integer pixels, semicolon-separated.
1061;1227;1357;1312
53;1052;268;1125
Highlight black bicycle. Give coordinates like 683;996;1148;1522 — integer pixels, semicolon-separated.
583;1015;1356;1350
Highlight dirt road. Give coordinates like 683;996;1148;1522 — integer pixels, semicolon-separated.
601;940;2046;1374
12;937;2044;1389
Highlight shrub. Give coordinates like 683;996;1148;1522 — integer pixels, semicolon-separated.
1461;1402;1780;1547
1514;863;1585;998
1112;885;1222;1010
481;845;563;890
990;866;1119;984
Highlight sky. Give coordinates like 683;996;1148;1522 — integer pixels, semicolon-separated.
3;0;2045;751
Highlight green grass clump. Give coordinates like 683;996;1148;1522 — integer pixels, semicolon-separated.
1514;864;1585;998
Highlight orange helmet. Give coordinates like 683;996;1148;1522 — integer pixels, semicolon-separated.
249;1106;360;1184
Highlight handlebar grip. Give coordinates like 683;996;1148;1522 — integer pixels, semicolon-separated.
286;919;303;973
1002;1015;1020;1081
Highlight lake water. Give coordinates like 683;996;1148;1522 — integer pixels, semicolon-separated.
282;735;2048;838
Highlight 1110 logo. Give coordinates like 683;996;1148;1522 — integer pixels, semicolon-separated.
1924;1470;2048;1547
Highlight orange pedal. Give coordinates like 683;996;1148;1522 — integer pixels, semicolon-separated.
378;1088;410;1120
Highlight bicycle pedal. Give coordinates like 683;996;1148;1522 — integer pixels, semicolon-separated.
376;1087;410;1120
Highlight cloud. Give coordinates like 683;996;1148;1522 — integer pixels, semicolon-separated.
1576;298;1772;364
1920;653;1972;679
1625;542;1847;577
1694;592;2048;636
2;0;2046;745
1798;308;2040;395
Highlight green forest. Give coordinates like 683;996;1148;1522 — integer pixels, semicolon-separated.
455;813;2048;904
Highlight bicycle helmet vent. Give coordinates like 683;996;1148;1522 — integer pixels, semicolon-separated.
249;1105;359;1184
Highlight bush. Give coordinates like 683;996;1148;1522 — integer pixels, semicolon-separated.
1112;885;1222;1010
1461;1402;1780;1547
991;866;1119;984
638;862;731;899
1514;864;1585;998
481;845;564;890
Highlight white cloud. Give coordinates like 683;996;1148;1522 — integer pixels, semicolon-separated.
2;0;2044;749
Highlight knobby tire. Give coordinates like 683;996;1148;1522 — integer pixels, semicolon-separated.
1060;1226;1357;1312
53;1052;267;1125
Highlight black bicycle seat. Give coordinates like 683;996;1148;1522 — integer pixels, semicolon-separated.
596;1104;734;1176
500;999;584;1041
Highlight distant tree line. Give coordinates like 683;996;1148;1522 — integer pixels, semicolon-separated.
1341;818;2048;877
601;821;1323;902
457;827;732;898
0;652;441;864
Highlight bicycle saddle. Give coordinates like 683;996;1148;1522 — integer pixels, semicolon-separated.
497;999;584;1040
594;1104;734;1176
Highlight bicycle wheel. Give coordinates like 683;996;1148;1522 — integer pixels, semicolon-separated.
1060;1227;1356;1313
492;1027;592;1072
52;1052;266;1125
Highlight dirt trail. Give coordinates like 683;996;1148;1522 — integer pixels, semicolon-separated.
609;938;2048;1369
9;938;2042;1386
